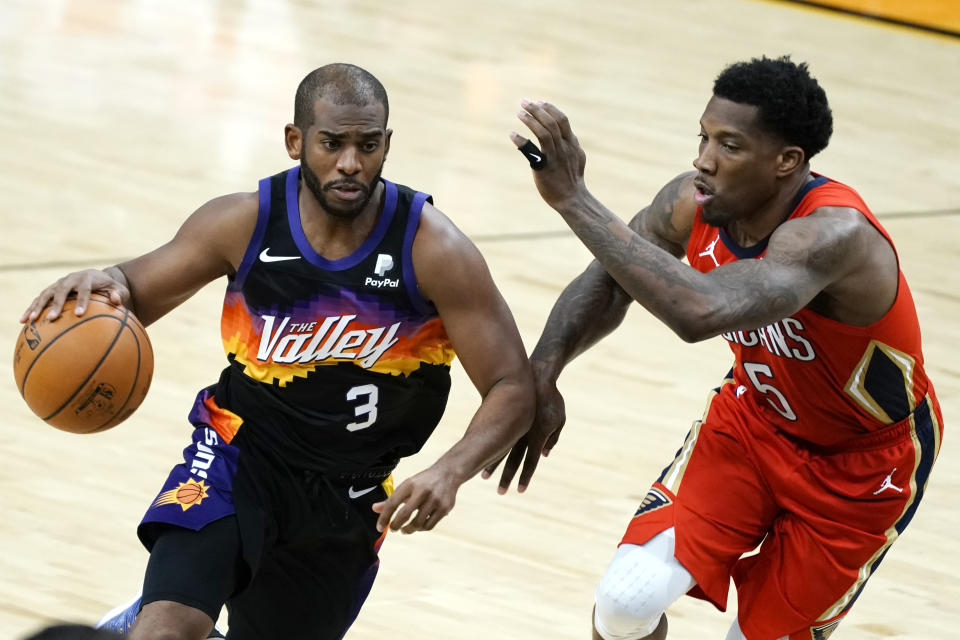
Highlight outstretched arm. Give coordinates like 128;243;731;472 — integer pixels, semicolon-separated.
482;173;695;491
20;193;258;326
530;171;693;379
372;203;535;534
512;101;867;342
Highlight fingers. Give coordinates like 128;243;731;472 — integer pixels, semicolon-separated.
496;440;529;494
543;424;564;454
509;131;529;149
373;483;408;533
516;446;542;493
75;280;93;316
373;482;453;534
19;269;127;324
481;454;506;480
516;100;574;152
517;101;556;153
21;290;55;324
539;102;575;142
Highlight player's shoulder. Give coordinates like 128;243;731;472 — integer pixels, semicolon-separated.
177;191;260;260
199;191;260;219
411;201;489;297
415;201;477;256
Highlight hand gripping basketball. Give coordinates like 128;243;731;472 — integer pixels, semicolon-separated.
14;293;154;433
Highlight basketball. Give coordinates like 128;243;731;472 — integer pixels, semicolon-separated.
13;293;154;434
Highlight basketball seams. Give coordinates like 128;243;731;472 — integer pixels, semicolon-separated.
16;295;125;394
93;321;142;432
18;313;123;395
15;294;154;433
41;307;129;422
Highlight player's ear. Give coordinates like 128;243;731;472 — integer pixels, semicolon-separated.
776;145;804;177
285;123;303;160
383;128;392;157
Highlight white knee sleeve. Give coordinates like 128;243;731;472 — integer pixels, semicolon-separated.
594;529;695;640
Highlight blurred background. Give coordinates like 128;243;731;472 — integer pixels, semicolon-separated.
1;0;958;638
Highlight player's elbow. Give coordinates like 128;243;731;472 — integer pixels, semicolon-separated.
668;304;722;344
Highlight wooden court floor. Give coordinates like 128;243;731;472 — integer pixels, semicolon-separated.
1;1;957;638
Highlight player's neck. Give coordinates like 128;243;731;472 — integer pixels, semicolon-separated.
299;181;385;261
725;168;813;246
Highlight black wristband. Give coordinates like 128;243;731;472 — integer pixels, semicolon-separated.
518;140;547;171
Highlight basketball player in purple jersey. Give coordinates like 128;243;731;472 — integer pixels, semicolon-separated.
21;64;535;640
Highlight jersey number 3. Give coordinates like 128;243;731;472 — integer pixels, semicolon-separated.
743;362;797;421
346;384;379;431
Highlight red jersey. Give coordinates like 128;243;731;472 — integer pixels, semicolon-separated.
686;175;941;446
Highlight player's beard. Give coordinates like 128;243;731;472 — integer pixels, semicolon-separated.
700;202;735;228
300;158;383;220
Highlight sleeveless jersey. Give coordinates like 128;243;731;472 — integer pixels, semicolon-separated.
209;166;455;470
686;174;941;447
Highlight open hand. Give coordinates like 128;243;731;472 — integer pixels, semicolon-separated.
510;100;587;212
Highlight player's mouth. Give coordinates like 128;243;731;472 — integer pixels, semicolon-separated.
693;178;715;206
326;181;366;201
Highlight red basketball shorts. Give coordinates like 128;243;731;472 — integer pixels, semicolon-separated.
621;385;943;640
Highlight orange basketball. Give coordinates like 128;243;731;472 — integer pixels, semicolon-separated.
13;293;154;433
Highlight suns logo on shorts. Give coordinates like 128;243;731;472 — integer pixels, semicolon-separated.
811;619;841;640
151;478;210;511
633;488;672;517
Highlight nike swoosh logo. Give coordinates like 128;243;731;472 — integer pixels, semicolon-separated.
530;152;542;162
347;485;378;499
259;248;301;263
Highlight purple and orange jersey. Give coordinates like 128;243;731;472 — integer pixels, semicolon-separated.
210;167;454;470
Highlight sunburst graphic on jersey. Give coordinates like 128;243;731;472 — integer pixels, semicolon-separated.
151;478;210;511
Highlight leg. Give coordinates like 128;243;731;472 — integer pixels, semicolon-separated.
129;601;214;640
225;478;388;640
130;518;245;640
732;397;942;639
592;529;694;640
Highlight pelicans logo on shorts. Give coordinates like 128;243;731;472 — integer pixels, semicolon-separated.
811;619;841;639
151;478;210;511
633;487;672;517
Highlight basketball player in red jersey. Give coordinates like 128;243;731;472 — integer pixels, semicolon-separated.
499;56;943;639
20;64;534;640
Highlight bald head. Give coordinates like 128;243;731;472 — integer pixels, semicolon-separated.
294;63;389;130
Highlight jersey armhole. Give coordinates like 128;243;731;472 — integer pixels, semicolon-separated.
402;191;436;316
231;176;273;289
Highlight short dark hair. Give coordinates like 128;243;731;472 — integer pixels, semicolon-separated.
293;63;389;130
22;624;122;640
713;55;833;160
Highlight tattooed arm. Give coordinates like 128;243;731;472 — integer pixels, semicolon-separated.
485;172;695;492
510;101;877;341
530;171;694;378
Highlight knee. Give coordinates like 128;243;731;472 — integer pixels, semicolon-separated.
594;594;662;639
593;548;673;640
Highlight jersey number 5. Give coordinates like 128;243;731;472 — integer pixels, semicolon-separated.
742;362;797;421
346;384;379;431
